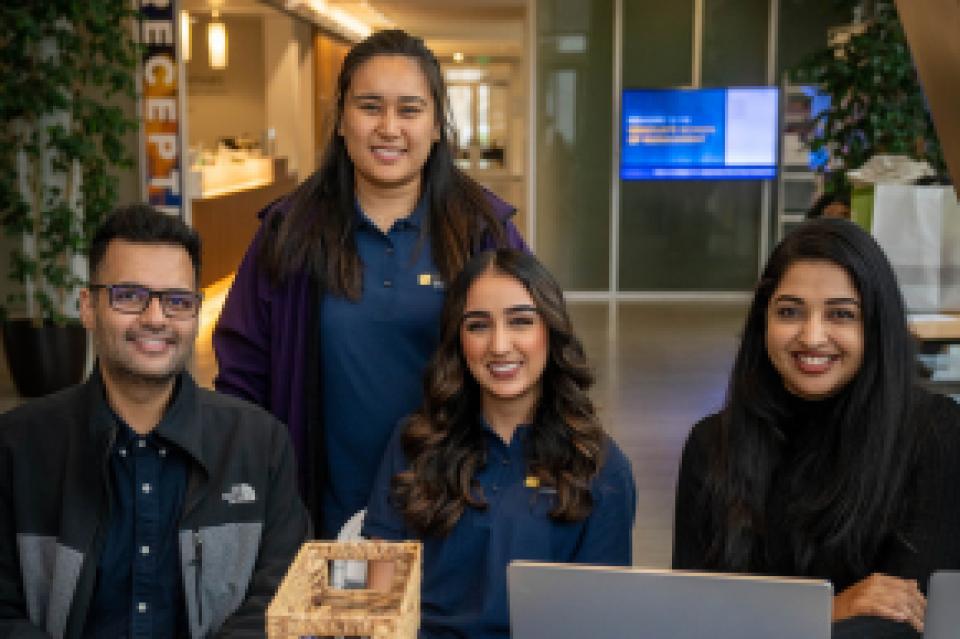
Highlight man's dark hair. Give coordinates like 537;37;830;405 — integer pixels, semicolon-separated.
89;204;202;284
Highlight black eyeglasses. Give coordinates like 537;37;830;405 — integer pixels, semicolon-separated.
89;284;203;319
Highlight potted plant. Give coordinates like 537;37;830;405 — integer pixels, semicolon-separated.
791;0;946;193
0;2;140;396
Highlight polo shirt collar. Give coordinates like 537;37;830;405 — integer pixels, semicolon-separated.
479;415;531;448
354;187;430;232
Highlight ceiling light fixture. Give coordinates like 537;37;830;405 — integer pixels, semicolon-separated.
299;0;372;41
180;11;192;62
208;11;228;70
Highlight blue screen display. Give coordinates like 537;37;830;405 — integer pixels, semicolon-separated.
621;87;779;180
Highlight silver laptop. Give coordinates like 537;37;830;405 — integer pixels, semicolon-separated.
508;561;832;639
925;571;960;639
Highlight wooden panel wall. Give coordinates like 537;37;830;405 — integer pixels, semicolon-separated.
192;158;298;288
314;32;351;155
896;0;960;191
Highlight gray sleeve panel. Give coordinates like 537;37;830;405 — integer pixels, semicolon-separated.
15;535;83;639
180;522;263;638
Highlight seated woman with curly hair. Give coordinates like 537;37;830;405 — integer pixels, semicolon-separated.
362;248;636;639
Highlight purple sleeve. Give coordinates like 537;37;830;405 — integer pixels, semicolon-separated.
212;221;273;407
503;217;531;254
480;190;530;254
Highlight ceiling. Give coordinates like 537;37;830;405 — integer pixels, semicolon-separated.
362;0;526;59
183;0;527;60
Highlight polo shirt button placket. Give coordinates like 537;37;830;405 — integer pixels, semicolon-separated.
384;239;396;291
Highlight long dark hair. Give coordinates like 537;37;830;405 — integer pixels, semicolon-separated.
705;218;917;579
392;249;604;536
261;29;506;297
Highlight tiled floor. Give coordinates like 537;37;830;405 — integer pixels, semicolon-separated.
563;302;747;566
1;299;749;568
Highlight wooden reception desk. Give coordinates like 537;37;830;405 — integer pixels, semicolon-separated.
191;157;297;288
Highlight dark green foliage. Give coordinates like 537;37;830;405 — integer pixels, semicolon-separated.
791;2;945;192
0;1;140;323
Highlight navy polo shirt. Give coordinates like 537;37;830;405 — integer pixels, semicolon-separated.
84;409;189;638
319;195;446;538
363;419;637;639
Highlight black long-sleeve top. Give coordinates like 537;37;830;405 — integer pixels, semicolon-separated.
673;388;960;639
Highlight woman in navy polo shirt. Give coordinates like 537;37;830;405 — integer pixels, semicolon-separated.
213;30;526;538
364;249;636;638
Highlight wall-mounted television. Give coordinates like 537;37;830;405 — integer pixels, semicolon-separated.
621;87;779;180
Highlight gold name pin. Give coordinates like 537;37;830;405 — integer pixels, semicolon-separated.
524;475;540;489
418;273;432;286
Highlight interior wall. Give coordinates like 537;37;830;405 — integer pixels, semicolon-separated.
314;31;351;155
534;0;857;292
264;14;316;181
618;0;766;292
535;0;614;291
186;15;266;152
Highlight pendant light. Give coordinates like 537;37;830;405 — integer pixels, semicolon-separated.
208;10;227;69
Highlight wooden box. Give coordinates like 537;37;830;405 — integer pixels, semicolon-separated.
267;541;421;639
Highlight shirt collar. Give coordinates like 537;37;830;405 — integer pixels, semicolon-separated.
479;415;531;448
354;187;430;232
88;368;206;472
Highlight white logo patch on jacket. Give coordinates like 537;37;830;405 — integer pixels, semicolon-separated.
222;483;256;505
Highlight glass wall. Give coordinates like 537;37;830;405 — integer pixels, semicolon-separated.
533;0;847;293
618;0;769;291
535;0;613;291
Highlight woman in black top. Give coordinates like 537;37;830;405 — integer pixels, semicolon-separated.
673;218;960;637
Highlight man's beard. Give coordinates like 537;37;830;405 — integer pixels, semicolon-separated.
112;357;188;386
97;327;192;386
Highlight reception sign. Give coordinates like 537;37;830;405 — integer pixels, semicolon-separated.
139;0;188;220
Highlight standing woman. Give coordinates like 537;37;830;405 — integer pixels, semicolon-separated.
364;249;636;639
673;219;960;638
213;30;527;537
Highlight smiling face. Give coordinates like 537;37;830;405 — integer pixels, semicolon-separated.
338;54;440;195
79;240;199;390
460;270;549;419
765;259;864;400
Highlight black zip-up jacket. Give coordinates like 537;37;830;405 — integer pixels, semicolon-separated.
0;371;310;638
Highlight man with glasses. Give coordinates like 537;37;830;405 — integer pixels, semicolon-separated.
0;204;309;638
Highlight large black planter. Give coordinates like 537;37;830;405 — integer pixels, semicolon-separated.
2;319;88;398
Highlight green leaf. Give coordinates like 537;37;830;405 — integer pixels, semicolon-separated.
0;2;139;320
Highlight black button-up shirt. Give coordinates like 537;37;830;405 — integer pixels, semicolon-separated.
84;410;189;638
